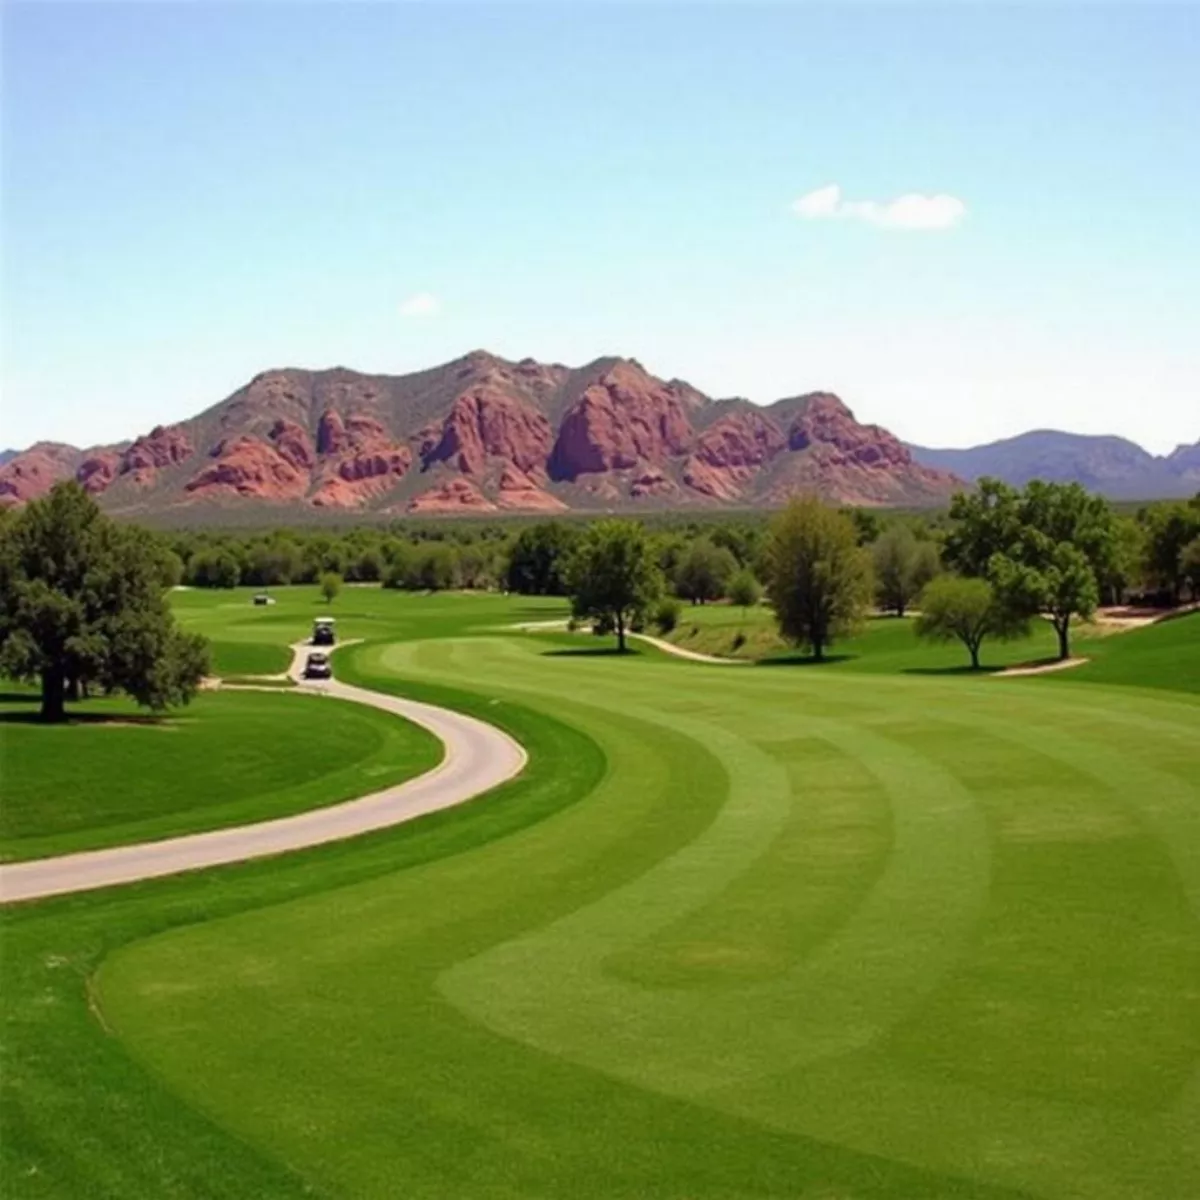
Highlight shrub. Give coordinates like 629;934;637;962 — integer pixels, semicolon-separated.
653;597;683;634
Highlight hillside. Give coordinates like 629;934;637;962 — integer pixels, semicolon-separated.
0;352;960;515
908;430;1199;499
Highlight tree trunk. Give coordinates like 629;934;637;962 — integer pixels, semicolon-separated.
812;637;824;662
616;611;626;653
1056;617;1070;661
66;675;80;702
969;641;980;670
897;600;906;618
41;671;66;723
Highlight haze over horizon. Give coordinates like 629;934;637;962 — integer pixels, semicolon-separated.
3;4;1197;455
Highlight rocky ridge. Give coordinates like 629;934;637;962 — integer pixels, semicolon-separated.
1;352;963;513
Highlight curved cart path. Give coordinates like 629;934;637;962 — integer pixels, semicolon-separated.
0;643;526;904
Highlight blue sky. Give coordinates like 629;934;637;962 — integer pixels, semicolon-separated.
3;2;1197;453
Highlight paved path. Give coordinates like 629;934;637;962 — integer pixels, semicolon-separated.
0;643;526;904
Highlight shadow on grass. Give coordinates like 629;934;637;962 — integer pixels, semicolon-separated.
755;653;854;668
902;664;1004;677
0;710;172;727
0;691;39;705
541;646;643;659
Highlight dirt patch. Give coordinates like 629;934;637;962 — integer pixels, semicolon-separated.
1092;601;1200;630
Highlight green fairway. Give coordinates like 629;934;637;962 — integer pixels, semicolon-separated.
170;585;568;677
0;688;443;861
1053;611;1200;694
3;590;1198;1199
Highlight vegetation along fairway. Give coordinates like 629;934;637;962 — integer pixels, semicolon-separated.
6;589;1189;1198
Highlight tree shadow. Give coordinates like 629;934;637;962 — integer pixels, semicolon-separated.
0;710;172;727
755;653;854;668
0;691;39;705
541;646;643;659
902;665;1004;677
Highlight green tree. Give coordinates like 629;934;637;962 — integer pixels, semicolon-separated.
0;482;209;722
351;546;384;583
945;478;1115;659
727;568;762;616
943;478;1025;578
845;508;882;547
505;522;580;595
189;547;240;588
455;543;497;590
871;525;938;618
415;543;459;591
319;572;342;604
1180;536;1200;602
1105;516;1147;604
764;497;872;661
674;538;737;604
1142;501;1200;603
566;520;662;653
709;523;763;569
914;575;1025;670
652;597;683;634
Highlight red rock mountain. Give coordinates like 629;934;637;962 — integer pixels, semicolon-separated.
0;352;961;514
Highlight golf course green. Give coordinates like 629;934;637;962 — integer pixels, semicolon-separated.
3;588;1198;1199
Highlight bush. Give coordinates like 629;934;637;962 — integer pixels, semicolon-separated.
653;597;683;634
727;568;761;613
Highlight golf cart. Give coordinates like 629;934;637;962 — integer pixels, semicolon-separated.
253;592;275;606
304;651;332;680
312;616;336;646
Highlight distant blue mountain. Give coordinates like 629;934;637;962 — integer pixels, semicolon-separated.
908;430;1200;500
0;449;18;468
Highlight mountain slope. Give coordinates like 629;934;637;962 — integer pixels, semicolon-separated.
908;430;1199;499
0;351;960;514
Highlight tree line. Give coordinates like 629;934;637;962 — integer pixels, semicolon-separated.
158;491;1200;619
518;481;1200;666
2;480;1197;719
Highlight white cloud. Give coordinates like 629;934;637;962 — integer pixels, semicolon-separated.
792;183;842;219
399;292;441;317
792;184;966;231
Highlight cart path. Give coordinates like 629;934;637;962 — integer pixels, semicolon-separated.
0;643;526;904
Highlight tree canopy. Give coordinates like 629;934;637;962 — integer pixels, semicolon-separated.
727;568;762;614
944;478;1115;659
872;525;940;618
674;538;737;604
764;497;872;661
319;572;342;604
505;522;580;596
0;482;209;721
566;520;662;653
915;575;1026;670
1141;498;1200;603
